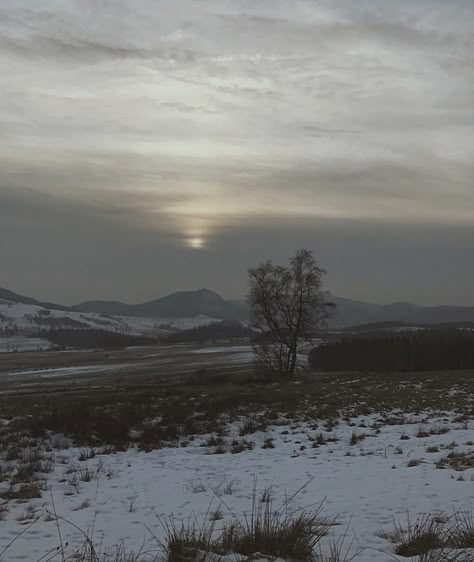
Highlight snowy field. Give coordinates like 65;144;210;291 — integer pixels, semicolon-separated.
0;366;473;561
1;412;474;560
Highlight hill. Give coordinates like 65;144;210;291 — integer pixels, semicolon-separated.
0;287;71;312
76;289;247;321
2;285;474;331
331;297;474;328
0;286;218;344
165;320;252;344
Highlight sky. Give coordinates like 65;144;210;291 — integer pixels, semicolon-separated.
1;0;473;306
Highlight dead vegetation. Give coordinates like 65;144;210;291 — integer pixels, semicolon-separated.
0;367;472;455
382;510;474;559
0;366;472;560
158;482;335;562
436;450;474;471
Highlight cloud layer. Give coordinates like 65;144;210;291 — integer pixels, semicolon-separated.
1;1;473;304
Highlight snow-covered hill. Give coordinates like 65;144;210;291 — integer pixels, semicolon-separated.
0;299;220;351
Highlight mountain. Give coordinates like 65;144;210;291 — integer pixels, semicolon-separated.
331;297;474;328
76;289;248;321
0;286;217;339
0;287;72;312
330;296;381;327
73;300;136;316
2;285;474;330
77;291;474;326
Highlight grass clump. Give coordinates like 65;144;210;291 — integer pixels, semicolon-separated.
160;481;333;562
349;431;367;446
384;510;474;559
448;510;474;549
221;503;331;560
436;450;474;471
159;516;220;562
1;483;42;500
385;512;447;557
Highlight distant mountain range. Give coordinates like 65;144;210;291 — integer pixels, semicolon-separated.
75;291;474;327
331;296;474;328
1;286;474;329
75;289;248;322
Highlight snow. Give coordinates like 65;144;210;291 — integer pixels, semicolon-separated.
153;315;222;330
193;345;254;354
0;364;129;378
0;300;220;340
192;345;256;363
0;337;52;353
1;413;473;561
191;346;308;367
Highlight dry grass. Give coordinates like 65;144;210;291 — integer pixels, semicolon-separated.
436;450;474;471
448;510;474;549
349;431;367;446
416;425;451;438
157;481;334;562
383;512;448;557
383;510;474;559
158;514;221;562
1;367;473;454
0;483;42;501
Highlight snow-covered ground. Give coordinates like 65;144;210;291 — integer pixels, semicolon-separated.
193;345;254;354
1;412;473;561
0;336;53;353
0;364;132;379
0;300;221;350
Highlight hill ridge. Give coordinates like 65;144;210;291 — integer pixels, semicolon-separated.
2;286;474;327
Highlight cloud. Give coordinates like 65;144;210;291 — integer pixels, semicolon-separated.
1;186;474;307
0;1;473;303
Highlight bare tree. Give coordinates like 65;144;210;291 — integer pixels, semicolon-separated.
248;249;334;377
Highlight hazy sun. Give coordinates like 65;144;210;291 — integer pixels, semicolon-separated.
187;237;206;250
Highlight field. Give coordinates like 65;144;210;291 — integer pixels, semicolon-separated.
0;345;474;561
0;344;255;389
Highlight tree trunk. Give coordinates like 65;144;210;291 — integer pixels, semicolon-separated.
288;341;298;377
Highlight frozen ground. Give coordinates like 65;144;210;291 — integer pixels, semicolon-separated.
1;412;474;561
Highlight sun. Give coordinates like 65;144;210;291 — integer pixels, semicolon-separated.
187;237;206;250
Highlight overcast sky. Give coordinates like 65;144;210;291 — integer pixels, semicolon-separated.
1;0;473;305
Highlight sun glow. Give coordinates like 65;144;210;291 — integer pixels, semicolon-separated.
187;236;206;249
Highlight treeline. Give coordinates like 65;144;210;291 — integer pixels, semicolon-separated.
165;321;251;344
42;329;156;349
309;329;474;372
